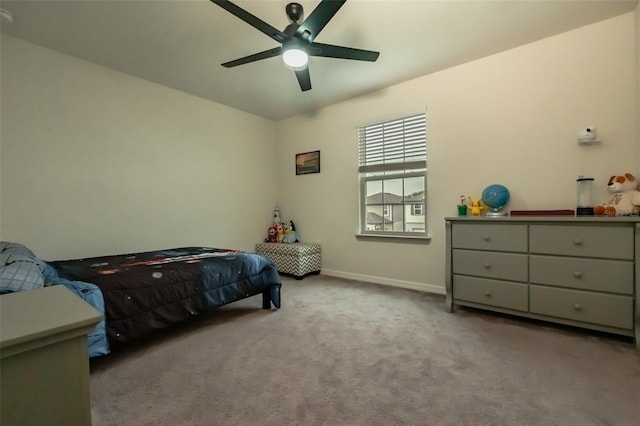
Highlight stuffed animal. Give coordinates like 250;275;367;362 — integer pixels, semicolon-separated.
276;223;285;243
265;225;278;243
290;221;299;241
469;198;486;216
282;221;299;243
594;173;640;216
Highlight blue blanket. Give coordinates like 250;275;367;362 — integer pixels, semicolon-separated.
42;264;110;357
0;241;110;357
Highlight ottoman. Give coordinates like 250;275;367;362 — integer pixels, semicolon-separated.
255;242;322;279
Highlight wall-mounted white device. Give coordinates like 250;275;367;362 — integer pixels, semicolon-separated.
577;126;601;144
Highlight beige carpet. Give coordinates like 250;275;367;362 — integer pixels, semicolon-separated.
90;275;640;426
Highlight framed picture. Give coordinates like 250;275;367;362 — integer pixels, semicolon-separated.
296;150;320;175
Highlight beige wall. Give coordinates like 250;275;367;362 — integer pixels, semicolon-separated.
0;32;3;241
637;3;640;165
1;12;638;294
0;36;278;260
276;12;638;293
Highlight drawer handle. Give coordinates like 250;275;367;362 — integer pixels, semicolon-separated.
483;262;491;269
484;290;491;297
483;235;490;241
573;271;582;278
573;238;583;246
573;303;582;311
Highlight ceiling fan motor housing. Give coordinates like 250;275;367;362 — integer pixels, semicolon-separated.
286;3;304;23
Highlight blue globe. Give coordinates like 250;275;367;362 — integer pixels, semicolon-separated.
482;184;510;213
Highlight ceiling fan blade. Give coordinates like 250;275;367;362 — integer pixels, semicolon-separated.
211;0;287;43
310;42;380;62
295;67;312;91
296;0;346;42
222;47;282;68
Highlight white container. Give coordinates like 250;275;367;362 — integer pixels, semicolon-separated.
576;176;594;215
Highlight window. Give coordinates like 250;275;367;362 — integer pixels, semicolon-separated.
358;113;427;236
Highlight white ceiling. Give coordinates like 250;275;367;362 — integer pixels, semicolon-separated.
1;0;637;121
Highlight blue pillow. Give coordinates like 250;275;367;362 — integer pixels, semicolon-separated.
0;241;37;258
0;242;45;292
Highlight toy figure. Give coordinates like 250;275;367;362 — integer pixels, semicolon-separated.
273;207;282;224
276;222;285;243
594;173;640;216
265;225;278;243
457;195;468;216
283;220;299;243
290;220;299;241
469;198;486;216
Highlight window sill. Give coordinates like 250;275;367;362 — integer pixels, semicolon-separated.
355;233;431;242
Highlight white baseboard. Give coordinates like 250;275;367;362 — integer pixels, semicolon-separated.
320;269;445;296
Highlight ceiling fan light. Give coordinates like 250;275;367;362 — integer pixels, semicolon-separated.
282;48;308;70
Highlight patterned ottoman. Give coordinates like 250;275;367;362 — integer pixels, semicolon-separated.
255;242;321;279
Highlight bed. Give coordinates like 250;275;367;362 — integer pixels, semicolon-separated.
0;242;282;357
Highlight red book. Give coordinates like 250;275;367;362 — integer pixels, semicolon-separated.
509;209;575;216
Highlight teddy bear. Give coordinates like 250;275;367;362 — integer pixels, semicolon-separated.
594;173;640;216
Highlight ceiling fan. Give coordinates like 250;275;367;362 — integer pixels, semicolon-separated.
210;0;380;91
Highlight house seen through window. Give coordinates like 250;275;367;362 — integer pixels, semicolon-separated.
358;112;427;236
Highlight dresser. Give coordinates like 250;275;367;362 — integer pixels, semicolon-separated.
1;286;102;425
445;217;639;351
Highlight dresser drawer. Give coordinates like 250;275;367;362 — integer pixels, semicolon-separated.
451;223;527;252
530;255;633;295
529;224;633;259
453;249;528;282
453;276;528;311
529;285;633;330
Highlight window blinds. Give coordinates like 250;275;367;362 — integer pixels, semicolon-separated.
358;113;426;173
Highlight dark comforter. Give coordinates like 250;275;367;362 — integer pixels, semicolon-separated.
50;247;281;345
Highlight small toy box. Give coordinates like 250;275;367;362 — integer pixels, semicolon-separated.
255;242;321;279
